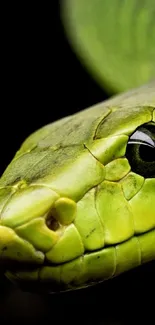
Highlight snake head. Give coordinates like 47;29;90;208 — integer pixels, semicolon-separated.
0;84;155;293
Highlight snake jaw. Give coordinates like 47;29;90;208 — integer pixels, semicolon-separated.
1;173;154;294
4;228;155;294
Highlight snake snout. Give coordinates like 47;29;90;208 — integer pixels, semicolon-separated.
0;185;58;265
0;183;84;269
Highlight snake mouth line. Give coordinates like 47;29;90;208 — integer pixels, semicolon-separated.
4;227;154;295
3;227;154;271
42;227;155;267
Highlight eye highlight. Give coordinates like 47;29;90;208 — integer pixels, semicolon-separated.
125;123;155;178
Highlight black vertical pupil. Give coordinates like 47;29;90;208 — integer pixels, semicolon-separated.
139;145;155;162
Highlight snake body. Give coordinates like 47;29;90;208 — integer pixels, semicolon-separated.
0;0;154;293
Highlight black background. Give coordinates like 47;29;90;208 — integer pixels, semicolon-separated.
1;1;105;176
0;1;154;324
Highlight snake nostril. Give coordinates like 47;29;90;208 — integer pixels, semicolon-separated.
46;215;60;231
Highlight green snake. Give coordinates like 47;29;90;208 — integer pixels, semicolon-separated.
0;0;154;294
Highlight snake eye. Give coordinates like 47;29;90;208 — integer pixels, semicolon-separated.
125;123;155;178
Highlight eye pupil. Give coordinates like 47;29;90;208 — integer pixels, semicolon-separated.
139;145;155;163
125;123;155;178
